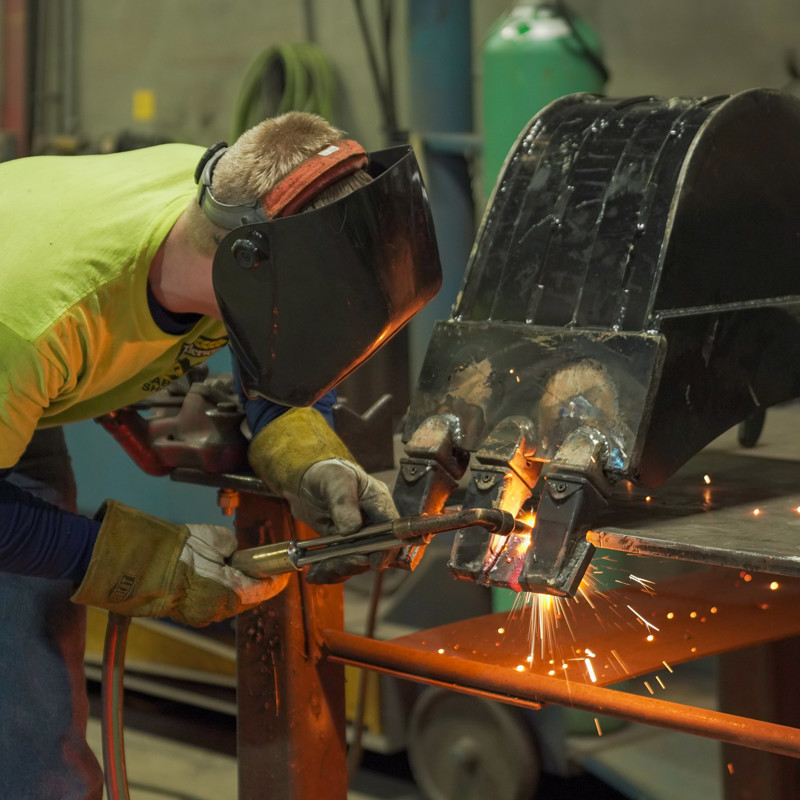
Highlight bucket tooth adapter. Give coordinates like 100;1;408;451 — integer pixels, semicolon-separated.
447;416;543;586
390;414;470;570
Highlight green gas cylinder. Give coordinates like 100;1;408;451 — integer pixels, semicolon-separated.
481;2;608;197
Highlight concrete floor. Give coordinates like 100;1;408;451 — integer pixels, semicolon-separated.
84;403;800;799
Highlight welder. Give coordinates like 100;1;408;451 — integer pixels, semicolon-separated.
0;111;440;799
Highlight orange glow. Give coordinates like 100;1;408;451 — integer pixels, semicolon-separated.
666;612;675;619
770;581;780;591
645;496;652;502
752;508;761;516
518;511;536;527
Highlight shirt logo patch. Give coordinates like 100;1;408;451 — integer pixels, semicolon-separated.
141;335;228;393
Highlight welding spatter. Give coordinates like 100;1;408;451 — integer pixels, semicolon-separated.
230;509;533;579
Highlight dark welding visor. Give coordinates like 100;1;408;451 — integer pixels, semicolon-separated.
211;145;442;406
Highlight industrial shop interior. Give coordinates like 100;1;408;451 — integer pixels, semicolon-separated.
3;1;800;798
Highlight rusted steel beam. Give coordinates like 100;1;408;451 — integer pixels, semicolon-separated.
321;628;800;759
1;0;30;156
719;639;800;799
235;494;347;800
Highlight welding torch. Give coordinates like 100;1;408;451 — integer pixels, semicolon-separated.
231;507;533;578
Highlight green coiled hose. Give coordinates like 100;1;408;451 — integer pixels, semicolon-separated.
231;42;336;138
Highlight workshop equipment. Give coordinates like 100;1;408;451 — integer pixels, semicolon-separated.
397;88;800;598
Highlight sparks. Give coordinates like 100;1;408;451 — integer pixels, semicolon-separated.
703;474;711;484
662;660;673;673
656;676;666;689
770;581;780;591
753;508;761;516
627;605;660;632
585;657;597;683
629;574;656;595
515;664;526;672
611;649;629;672
437;648;445;654
594;717;603;736
644;681;654;695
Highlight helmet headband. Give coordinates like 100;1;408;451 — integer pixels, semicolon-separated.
196;139;368;229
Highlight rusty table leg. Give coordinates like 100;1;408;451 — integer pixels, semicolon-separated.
719;637;800;800
234;492;347;800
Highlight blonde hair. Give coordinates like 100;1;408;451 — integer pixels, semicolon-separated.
186;111;371;255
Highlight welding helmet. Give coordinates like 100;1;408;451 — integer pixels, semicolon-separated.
196;139;442;405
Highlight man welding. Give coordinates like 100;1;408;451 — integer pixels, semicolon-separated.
0;111;440;799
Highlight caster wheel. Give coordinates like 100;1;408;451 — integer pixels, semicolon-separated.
406;688;541;800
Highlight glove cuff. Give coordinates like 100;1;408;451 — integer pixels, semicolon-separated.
248;406;354;496
71;500;189;616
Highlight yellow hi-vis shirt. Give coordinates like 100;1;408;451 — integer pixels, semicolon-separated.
0;144;228;468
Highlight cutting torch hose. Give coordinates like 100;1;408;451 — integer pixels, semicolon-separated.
102;613;131;800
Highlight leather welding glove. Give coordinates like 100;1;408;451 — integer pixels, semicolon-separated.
71;500;289;626
248;406;399;584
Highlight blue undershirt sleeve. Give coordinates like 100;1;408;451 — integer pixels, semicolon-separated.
0;476;99;584
230;356;337;437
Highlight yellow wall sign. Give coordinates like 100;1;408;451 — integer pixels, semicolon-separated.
132;89;156;122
